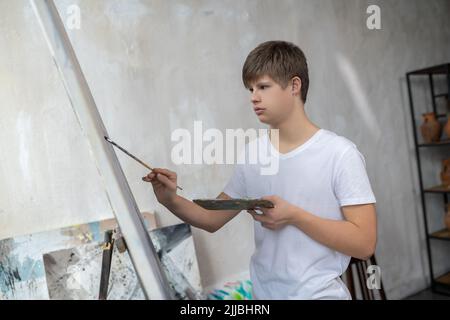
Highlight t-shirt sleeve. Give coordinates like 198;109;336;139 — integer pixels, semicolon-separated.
333;146;376;207
223;164;247;199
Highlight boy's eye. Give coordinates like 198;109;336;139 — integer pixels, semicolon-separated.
249;85;269;93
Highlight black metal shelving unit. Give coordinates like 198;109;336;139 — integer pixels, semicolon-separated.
406;63;450;296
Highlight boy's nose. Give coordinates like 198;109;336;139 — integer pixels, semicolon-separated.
251;92;261;104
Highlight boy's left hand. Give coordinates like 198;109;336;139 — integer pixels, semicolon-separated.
247;195;297;230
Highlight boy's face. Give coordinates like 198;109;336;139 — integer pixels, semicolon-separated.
248;75;297;126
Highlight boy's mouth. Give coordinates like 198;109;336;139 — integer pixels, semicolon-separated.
254;107;266;115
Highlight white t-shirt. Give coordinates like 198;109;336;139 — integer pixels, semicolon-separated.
223;128;376;300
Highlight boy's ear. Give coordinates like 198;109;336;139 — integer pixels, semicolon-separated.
291;77;302;97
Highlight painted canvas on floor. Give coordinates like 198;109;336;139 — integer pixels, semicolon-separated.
42;223;204;300
0;213;157;299
43;242;145;299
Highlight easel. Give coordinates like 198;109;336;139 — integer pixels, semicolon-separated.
98;228;127;300
31;0;173;300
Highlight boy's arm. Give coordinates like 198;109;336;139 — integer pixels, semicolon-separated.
165;192;241;233
143;168;240;233
290;203;377;260
249;195;377;260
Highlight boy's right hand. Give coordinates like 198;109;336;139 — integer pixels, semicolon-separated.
142;168;178;206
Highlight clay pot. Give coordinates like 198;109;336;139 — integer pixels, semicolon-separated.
444;98;450;139
420;112;441;143
440;158;450;187
443;117;450;139
445;204;450;231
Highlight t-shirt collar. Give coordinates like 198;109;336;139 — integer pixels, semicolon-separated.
266;128;324;160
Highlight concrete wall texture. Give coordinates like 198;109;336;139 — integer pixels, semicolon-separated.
1;0;450;299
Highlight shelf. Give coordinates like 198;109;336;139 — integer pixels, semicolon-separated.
423;185;450;193
435;272;450;286
408;63;450;75
408;63;450;297
429;228;450;241
418;139;450;147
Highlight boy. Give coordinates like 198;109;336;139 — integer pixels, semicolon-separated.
143;41;377;299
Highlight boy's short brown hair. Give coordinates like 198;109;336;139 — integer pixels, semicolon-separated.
242;40;309;103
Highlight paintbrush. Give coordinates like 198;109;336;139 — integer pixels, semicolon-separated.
104;136;183;190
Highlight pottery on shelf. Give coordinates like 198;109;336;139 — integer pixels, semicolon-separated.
420;112;441;143
445;204;450;231
444;117;450;139
440;158;450;188
444;98;450;139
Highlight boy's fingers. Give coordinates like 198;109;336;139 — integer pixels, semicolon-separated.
261;223;274;230
142;172;156;182
142;169;177;188
248;208;263;215
248;211;268;223
250;213;259;221
153;168;176;178
246;210;256;217
156;173;176;190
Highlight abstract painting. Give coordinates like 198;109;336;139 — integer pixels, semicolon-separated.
0;212;204;300
41;223;203;300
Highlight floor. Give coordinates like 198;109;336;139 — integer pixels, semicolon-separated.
404;287;450;300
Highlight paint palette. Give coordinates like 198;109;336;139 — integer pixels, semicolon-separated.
192;199;274;211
